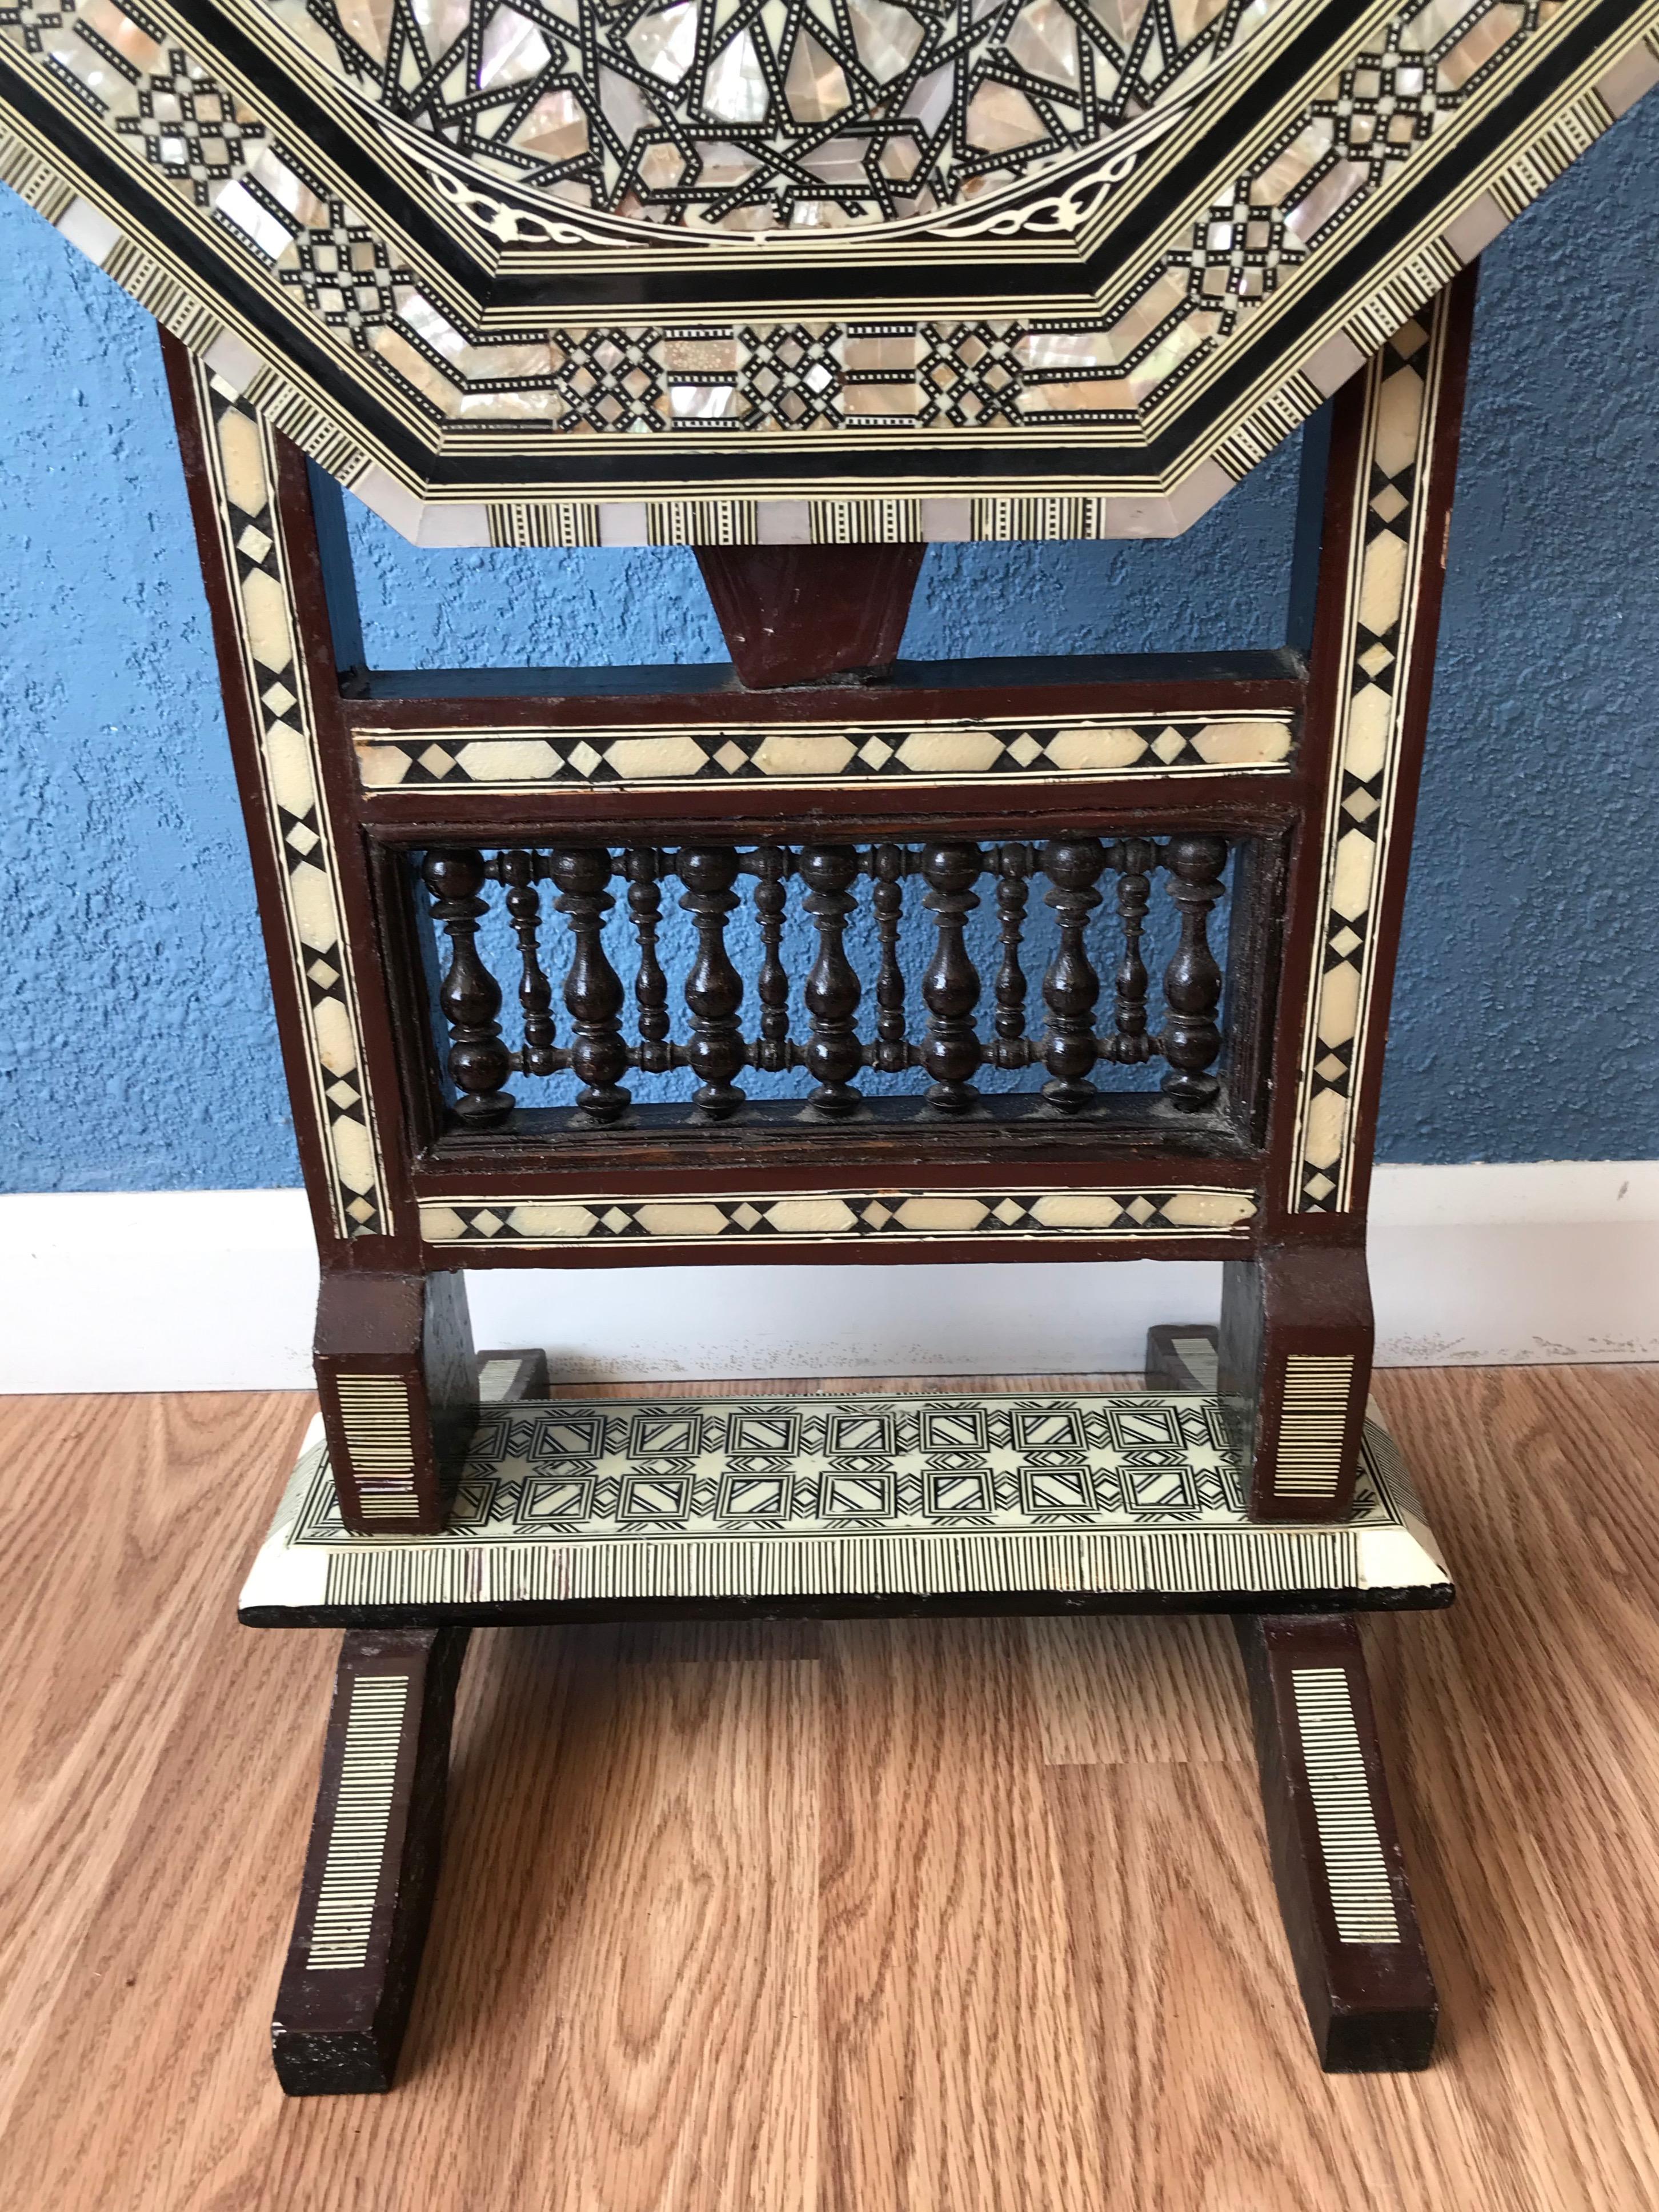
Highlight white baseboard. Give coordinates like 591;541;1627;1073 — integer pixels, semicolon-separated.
1;1163;1654;1394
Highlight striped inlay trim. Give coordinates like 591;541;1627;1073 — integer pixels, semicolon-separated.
334;1373;418;1516
306;1673;411;1973
1291;1666;1401;1945
334;1375;415;1469
1272;1353;1357;1498
322;1525;1361;1609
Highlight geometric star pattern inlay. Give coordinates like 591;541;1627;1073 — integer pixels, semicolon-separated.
3;0;1656;537
258;0;1296;234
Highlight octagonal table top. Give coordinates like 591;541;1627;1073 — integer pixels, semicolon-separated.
3;0;1656;543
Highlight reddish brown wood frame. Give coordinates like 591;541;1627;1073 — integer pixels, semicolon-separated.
162;270;1476;1538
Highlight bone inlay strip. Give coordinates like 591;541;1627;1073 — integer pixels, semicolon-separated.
352;715;1296;792
1291;1666;1401;1945
306;1673;411;1972
418;1187;1257;1248
334;1372;419;1519
1273;1353;1356;1498
178;367;388;1236
334;1376;415;1474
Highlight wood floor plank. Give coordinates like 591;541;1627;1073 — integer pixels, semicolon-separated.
315;1626;819;2212
464;1636;821;2212
1362;1368;1659;2210
1052;1758;1416;2210
1024;1615;1251;1767
1372;1371;1659;2070
0;1391;312;2141
0;1605;327;2212
818;1617;1102;2212
612;1618;826;1664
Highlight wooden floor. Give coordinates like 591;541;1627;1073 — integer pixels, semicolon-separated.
2;1365;1658;2210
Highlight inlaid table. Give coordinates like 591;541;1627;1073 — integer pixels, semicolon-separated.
6;0;1654;2090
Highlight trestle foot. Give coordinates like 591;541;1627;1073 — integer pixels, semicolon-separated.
1236;1612;1438;2071
272;1626;470;2094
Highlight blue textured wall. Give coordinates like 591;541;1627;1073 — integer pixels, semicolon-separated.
2;98;1657;1191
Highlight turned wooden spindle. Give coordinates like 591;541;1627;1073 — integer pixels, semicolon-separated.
626;847;672;1075
421;829;1229;1120
752;845;791;1074
1040;835;1108;1109
870;843;909;1075
919;841;984;1113
677;847;746;1117
548;847;631;1123
1107;835;1157;1064
422;848;514;1127
992;841;1033;1071
496;848;558;1078
1160;832;1229;1112
800;845;863;1115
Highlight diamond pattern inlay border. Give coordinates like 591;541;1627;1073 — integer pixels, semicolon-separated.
418;1185;1259;1247
188;359;388;1237
1288;290;1451;1215
2;0;1655;539
355;711;1295;792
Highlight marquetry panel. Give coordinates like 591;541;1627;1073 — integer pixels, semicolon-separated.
3;0;1653;537
239;1391;1452;1618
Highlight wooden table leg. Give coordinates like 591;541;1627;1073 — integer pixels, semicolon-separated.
1236;1612;1438;2070
273;1626;470;2094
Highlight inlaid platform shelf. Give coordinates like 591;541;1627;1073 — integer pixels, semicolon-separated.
257;1335;1450;2090
242;1379;1451;1624
15;0;1648;2118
